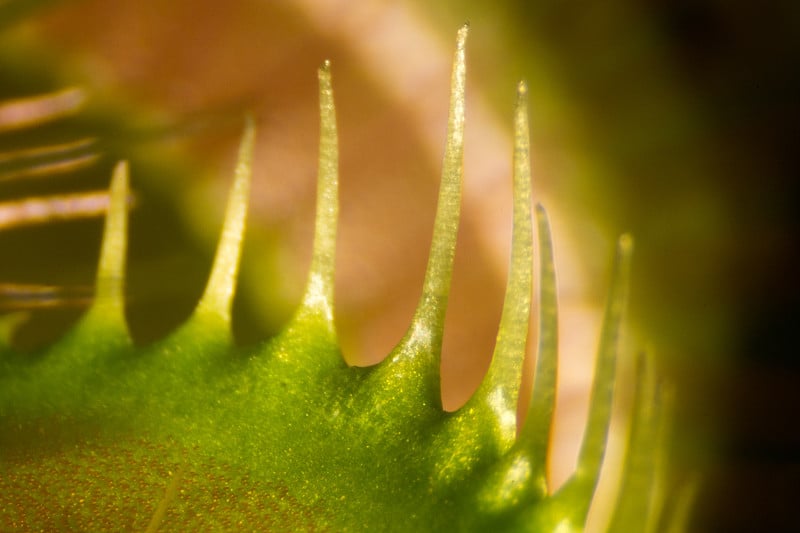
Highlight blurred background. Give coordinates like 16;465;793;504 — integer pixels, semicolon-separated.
1;0;797;530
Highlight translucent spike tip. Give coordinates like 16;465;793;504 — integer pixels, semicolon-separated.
473;80;533;447
361;25;468;413
518;203;559;495
396;23;467;357
195;117;255;327
560;233;634;525
299;61;339;326
84;160;130;339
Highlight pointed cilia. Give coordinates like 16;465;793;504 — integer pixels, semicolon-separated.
437;78;537;512
79;160;130;341
471;80;534;449
193;117;255;331
517;202;559;495
298;60;338;333
574;235;633;483
404;23;468;355
471;95;559;511
555;234;633;527
369;24;468;410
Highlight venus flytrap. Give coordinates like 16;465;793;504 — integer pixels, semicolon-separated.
0;26;682;532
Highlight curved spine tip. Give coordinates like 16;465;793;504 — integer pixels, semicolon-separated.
565;231;635;522
90;160;130;333
474;80;533;447
395;24;468;359
195;117;255;327
299;60;338;325
370;27;468;412
517;203;559;496
517;80;528;96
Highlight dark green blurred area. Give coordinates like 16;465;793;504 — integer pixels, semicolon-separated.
2;0;798;530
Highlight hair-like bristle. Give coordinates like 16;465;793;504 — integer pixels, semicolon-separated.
263;60;343;375
76;160;131;342
44;161;132;360
404;22;469;352
518;202;559;497
95;162;129;310
193;116;255;331
298;60;339;332
608;349;662;533
365;23;469;413
470;79;534;449
467;201;558;522
556;234;634;527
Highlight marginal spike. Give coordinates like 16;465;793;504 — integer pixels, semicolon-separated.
471;80;533;448
517;203;559;496
404;22;467;351
607;350;663;533
476;204;557;514
394;25;467;356
194;116;255;329
645;380;677;533
558;234;634;525
358;25;467;415
427;78;531;496
80;160;130;339
298;60;339;328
